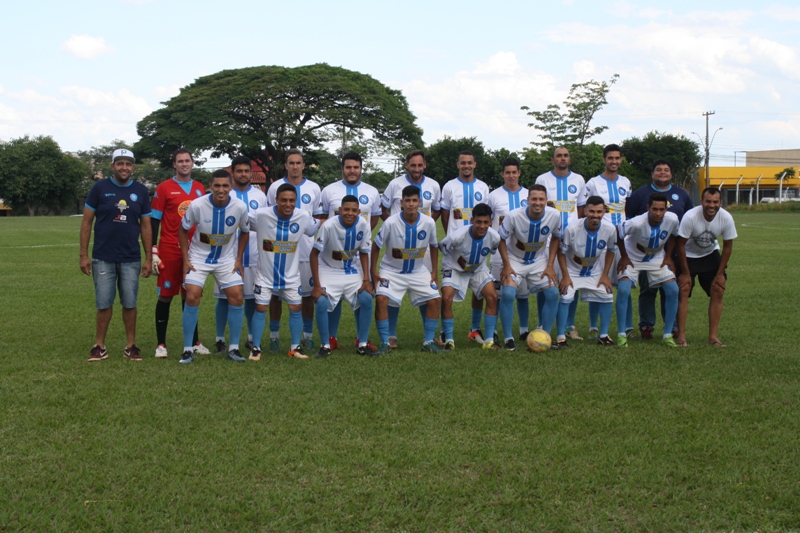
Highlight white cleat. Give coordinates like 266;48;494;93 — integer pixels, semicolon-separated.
193;343;211;355
154;345;168;359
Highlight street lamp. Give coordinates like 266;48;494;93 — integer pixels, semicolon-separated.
691;126;723;189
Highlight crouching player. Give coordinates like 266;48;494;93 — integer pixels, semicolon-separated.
248;183;320;360
178;170;249;364
616;193;680;347
372;185;441;354
555;196;617;347
310;195;376;358
439;203;501;350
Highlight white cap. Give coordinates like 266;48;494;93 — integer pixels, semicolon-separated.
112;148;135;163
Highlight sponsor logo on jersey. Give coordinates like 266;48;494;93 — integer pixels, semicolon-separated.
359;195;368;204
290;223;300;233
225;216;236;226
417;230;427;240
568;185;578;194
104;193;116;197
130;193;138;202
116;199;129;212
178;200;191;218
301;194;311;204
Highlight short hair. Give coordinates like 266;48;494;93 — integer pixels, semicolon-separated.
458;150;475;159
471;203;492;219
284;148;304;163
402;185;420;199
553;146;569;157
211;169;231;181
341;151;362;167
648;192;668;206
529;184;547;195
276;183;297;198
501;157;520;172
230;155;251;170
341;194;359;206
651;159;672;173
172;148;192;163
585;195;605;207
405;149;425;163
702;187;722;199
603;144;622;157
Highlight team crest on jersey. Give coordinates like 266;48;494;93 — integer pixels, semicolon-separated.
568;185;577;194
130;193;138;202
618;187;626;195
417;230;427;240
356;231;364;241
225;216;236;226
290;223;300;233
598;241;607;249
249;200;258;209
301;194;311;204
423;191;432;200
379;279;390;288
359;195;368;204
309;278;314;287
253;285;262;294
660;230;669;240
481;247;490;256
164;281;172;289
475;192;483;201
541;226;551;235
196;190;202;197
521;200;529;207
672;194;679;201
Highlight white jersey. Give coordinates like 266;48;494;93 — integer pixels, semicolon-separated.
313;215;371;274
678;206;737;259
181;194;249;265
314;179;381;223
560;219;618;278
250;206;319;290
621;211;680;265
578;175;632;227
486;185;528;268
499;206;561;265
440;225;500;274
535;170;585;230
231;185;267;268
374;212;438;275
381;175;441;218
440;177;491;235
266;177;321;262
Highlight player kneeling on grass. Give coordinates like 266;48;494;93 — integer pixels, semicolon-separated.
178;170;250;364
439;203;501;350
372;185;441;354
247;183;320;360
310;195;376;358
615;192;680;348
555;196;616;348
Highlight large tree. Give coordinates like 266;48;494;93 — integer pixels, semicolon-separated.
620;131;702;189
424;136;516;190
134;64;423;182
0;135;87;215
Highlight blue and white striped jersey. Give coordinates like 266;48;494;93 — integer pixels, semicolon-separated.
314;180;381;222
181;194;249;265
620;211;680;265
313;215;371;274
374;212;438;275
535;170;585;230
499;206;561;265
440;177;491;235
440;225;500;274
250;206;319;290
560;219;618;278
266;177;321;263
231;185;267;268
578;175;632;227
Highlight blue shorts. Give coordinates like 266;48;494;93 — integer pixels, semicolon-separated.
92;260;140;309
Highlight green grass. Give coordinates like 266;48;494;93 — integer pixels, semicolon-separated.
1;213;799;531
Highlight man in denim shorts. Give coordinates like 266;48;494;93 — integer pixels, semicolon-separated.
80;149;153;362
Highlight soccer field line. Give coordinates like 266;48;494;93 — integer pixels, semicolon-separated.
739;223;800;230
1;243;79;249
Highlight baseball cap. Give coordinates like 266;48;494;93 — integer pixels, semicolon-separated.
112;148;135;163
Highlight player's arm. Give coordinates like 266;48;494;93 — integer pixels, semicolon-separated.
234;229;248;274
370;215;380;230
616;230;632;274
497;239;515;283
359;250;373;295
370;240;383;285
429;244;438;286
430;208;441;222
675;236;691;288
542;236;560;284
715;239;733;291
79;206;95;276
662;235;676;270
309;248;325;301
440;209;450;235
178;223;194;275
556;246;572;294
140;216;153;278
598;249;614;293
380;205;390;221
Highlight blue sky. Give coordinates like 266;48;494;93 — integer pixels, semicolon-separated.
2;0;800;169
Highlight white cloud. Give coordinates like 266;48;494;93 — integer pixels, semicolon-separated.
763;6;800;21
61;35;113;59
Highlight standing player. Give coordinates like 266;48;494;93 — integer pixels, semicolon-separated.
625;159;693;339
439;203;501;350
80;149;152;361
266;150;321;352
555;196;617;347
314;151;381;350
213;156;267;354
380;150;442;348
372;186;441;354
151;148;210;358
535;146;586;340
496;185;561;351
440;151;491;343
178;170;249;364
675;188;737;347
310;195;376;358
577;144;634;340
248;184;320;360
615;193;681;347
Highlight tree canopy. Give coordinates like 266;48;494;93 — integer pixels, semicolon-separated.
424;136;520;190
620;131;702;189
134;64;423;182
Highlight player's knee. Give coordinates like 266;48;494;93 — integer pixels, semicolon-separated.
501;285;517;301
484;291;498;307
315;295;329;313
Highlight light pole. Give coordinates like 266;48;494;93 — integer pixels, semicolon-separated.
692;111;722;189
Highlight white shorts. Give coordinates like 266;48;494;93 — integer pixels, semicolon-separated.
253;274;302;305
299;262;313;298
376;269;440;307
215;265;255;299
619;262;675;288
184;261;243;290
442;268;493;302
505;259;555;297
318;270;366;311
561;274;613;304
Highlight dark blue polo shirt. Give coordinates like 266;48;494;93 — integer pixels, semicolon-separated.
85;177;151;262
626;184;693;220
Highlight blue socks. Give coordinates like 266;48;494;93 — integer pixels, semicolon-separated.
599;302;613;337
567;294;578;329
538;286;559;334
227;304;243;347
423;317;438;344
251;310;266;349
484;313;498;343
377;319;390;344
244;299;256;339
315;296;331;345
616;279;633;335
289;311;302;348
182;304;199;351
500;286;517;340
442;318;455;342
589;301;599;330
388;306;399;337
662;281;678;336
215;299;228;338
356;291;373;344
517;298;529;333
328;301;343;339
471;307;482;332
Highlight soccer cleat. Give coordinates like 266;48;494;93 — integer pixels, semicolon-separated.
587;328;599;341
597;336;615;347
422;341;442;353
434;335;446;347
269;338;280;353
376;342;392;356
301;338;316;351
214;339;227;354
316;346;332;359
88;345;108;362
504;339;517;351
482;340;499;350
617;335;629;348
357;344;379;357
556;338;569;350
248;348;262;362
663;334;678;348
123;344;142;361
519;331;530;342
388;336;399;349
154;344;168;359
244;339;254;351
329;336;339;350
193;342;211;355
444;340;455;351
354;337;379;352
493;331;500;345
179;351;194;364
227;348;246;362
640;325;654;340
625;329;638;340
566;326;583;340
467;330;485;344
288;347;309;360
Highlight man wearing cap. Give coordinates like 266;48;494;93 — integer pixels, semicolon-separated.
80;149;153;362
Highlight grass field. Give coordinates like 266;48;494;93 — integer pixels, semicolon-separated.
1;213;799;531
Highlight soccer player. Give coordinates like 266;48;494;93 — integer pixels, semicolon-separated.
213;156;267;355
372;185;441;354
615;193;680;347
248;183;320;360
151;148;210;358
310;195;375;358
80;149;152;361
555;196;616;347
578;144;634;340
380;149;442;348
314;151;381;350
266;150;321;352
439;203;500;350
675;188;737;347
625;159;693;339
440;151;491;343
535;146;586;340
496;185;561;351
178;170;250;364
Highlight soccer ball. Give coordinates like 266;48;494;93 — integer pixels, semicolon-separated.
526;329;551;352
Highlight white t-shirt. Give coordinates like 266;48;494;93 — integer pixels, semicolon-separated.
314;180;381;223
374;212;438;274
620;211;680;265
380;175;441;218
249;206;319;289
181;194;249;265
313;215;371;274
535;170;585;230
440;224;500;274
499;206;561;265
266;177;321;263
560;219;618;278
578;175;632;227
678;206;738;258
440;177;491;235
231;185;267;268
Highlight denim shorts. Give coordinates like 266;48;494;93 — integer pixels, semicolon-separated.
92;260;140;309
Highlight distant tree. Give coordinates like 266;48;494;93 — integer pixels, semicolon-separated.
0;135;87;215
424;136;504;188
520;143;617;187
76;139;172;192
135;64;423;183
304;149;342;187
620;131;702;189
774;167;795;180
